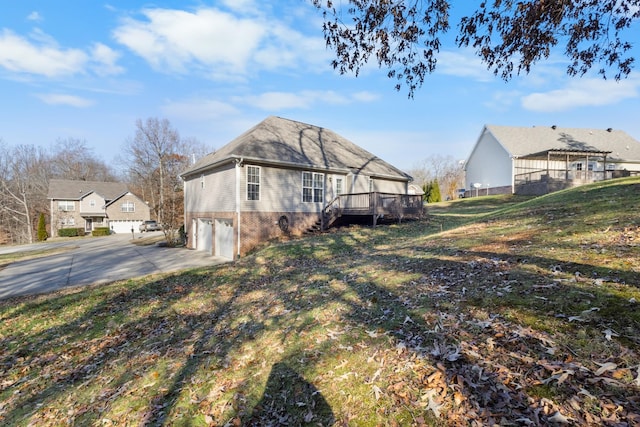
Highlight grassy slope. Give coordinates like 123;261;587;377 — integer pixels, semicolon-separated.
1;177;639;426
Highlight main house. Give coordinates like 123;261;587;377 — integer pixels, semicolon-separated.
47;179;151;235
464;125;640;196
180;116;422;259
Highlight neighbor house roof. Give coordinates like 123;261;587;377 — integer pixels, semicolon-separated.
182;116;411;181
484;125;640;161
47;179;128;200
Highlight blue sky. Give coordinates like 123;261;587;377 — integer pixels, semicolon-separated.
1;1;639;173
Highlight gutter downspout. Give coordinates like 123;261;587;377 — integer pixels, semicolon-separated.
235;158;243;258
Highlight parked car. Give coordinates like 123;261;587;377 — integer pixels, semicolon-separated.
139;220;162;232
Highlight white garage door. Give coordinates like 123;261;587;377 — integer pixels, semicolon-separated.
109;220;143;234
197;219;213;254
215;219;234;260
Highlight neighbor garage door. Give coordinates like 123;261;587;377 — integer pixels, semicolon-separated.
215;219;234;260
109;220;143;234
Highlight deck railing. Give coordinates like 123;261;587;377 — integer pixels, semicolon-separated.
322;192;423;229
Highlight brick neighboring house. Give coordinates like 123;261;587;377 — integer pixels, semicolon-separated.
180;116;422;260
47;179;151;235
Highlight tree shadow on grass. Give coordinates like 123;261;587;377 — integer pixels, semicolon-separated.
245;362;335;427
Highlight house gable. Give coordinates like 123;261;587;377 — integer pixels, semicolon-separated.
79;191;107;216
465;126;515;191
105;192;151;221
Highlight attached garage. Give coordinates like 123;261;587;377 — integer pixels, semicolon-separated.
109;220;143;234
215;219;234;260
197;218;213;254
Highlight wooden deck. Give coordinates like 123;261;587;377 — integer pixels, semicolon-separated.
322;192;424;230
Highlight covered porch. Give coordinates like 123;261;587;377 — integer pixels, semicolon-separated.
514;149;613;195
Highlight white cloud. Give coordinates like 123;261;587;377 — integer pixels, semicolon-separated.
353;91;380;102
484;90;522;111
112;6;330;79
219;0;258;14
90;42;125;76
0;29;87;77
36;93;94;107
27;11;43;22
113;8;265;75
436;50;493;82
242;91;313;110
521;77;640;112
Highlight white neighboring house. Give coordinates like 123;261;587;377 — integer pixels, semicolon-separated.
464;125;640;196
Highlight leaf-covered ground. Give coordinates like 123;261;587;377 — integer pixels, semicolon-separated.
1;177;639;426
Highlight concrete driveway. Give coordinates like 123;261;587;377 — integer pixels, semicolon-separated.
0;232;229;300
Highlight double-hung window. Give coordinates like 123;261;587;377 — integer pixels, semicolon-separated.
58;201;75;211
302;172;324;203
247;166;260;201
335;178;343;195
121;201;135;212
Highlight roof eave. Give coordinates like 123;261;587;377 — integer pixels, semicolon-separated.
182;154;385;178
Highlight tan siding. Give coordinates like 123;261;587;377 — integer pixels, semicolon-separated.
241;165;325;214
373;179;406;194
80;194;106;214
184;164;236;214
106;193;150;221
350;174;371;193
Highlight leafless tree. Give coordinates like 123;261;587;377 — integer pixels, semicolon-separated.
49;138;118;181
311;0;639;96
0;142;49;244
408;154;464;200
122;118;210;245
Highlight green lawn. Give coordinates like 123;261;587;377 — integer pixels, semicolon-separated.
1;177;639;426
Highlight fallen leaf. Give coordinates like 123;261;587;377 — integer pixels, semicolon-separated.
421;389;442;418
602;329;619;341
548;411;571;424
594;362;617;376
372;385;382;401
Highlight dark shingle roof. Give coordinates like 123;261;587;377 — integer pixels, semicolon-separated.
47;179;128;200
182;116;411;181
485;125;640;161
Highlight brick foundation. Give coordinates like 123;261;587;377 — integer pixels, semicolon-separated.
185;211;321;259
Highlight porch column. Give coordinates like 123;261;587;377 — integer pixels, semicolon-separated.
372;192;378;228
586;154;590;180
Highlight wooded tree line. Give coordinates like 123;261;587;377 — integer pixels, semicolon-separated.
408;154;465;202
0;118;209;245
